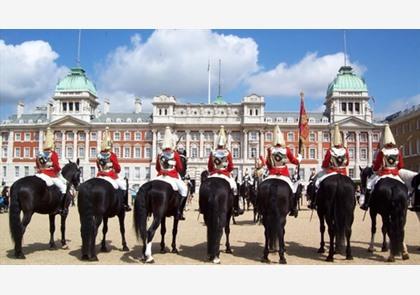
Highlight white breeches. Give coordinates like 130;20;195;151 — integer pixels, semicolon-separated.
97;176;126;190
35;173;67;194
155;175;188;197
262;175;298;193
208;173;238;194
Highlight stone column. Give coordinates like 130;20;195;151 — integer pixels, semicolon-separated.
97;130;102;155
186;130;191;156
199;130;204;158
38;130;44;151
85;130;90;161
368;130;373;165
213;130;218;149
73;129;78;162
152;129;157;160
243;130;248;160
61;131;65;159
317;130;323;169
227;131;232;150
259;130;264;156
355;130;360;177
7;131;13;164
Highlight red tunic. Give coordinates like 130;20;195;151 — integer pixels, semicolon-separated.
36;150;61;177
97;152;121;179
321;148;349;175
156;150;184;178
266;147;299;177
372;149;404;176
208;150;234;177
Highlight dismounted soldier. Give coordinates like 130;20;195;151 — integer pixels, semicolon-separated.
35;127;68;214
208;125;243;216
155;127;188;220
309;124;349;209
96;127;131;211
266;125;302;217
360;124;404;211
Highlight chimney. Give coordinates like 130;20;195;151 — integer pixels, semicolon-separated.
46;101;53;120
134;97;142;114
17;102;24;119
103;99;110;115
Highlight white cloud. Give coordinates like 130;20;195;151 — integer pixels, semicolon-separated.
374;93;420;120
97;89;153;114
0;39;68;111
246;52;366;98
98;30;260;105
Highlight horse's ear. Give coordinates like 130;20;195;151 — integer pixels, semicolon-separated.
359;165;363;172
68;159;72;164
76;158;80;167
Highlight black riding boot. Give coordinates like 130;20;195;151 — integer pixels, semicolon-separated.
360;190;371;211
175;193;184;220
289;193;298;218
308;193;317;210
60;193;68;215
124;190;132;212
233;193;244;216
179;196;187;220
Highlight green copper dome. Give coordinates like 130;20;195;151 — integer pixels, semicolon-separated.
56;67;97;96
327;66;367;97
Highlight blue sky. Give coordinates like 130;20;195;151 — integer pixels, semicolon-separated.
1;29;419;120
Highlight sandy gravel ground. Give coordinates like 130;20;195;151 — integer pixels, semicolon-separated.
1;198;419;265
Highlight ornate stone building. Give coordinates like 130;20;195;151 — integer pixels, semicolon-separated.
1;65;384;190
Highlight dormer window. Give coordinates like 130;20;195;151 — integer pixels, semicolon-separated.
69;102;73;111
116;118;121;123
355;102;360;113
255;109;258;116
75;102;80;112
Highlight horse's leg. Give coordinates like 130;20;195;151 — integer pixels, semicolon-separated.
261;225;270;263
225;213;232;254
383;217;395;262
345;223;353;260
89;215;102;261
60;212;69;249
14;211;33;259
49;214;57;249
160;217;166;253
318;213;326;253
101;217;109;252
118;212;129;251
368;211;376;252
326;220;335;262
145;215;161;263
381;215;388;252
402;242;410;260
171;216;179;254
278;217;287;264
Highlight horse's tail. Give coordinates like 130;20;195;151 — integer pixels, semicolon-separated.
389;187;407;256
134;183;149;243
9;183;23;245
267;182;281;248
77;181;95;256
333;176;346;252
205;188;220;258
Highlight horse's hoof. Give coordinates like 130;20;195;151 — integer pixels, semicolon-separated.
326;256;334;262
145;256;155;264
317;248;325;254
212;257;221;264
122;245;129;252
49;243;58;250
100;246;109;253
368;247;375;253
387;256;395;263
171;248;179;254
381;246;388;252
261;257;270;263
346;255;354;260
61;244;69;250
225;248;233;254
81;254;89;261
402;253;410;260
279;258;287;264
89;256;99;262
15;252;26;259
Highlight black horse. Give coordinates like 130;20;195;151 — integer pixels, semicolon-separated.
360;167;409;262
199;176;234;264
9;160;81;259
77;177;130;261
309;174;355;262
134;167;187;263
257;178;292;264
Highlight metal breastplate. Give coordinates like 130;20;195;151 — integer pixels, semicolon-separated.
212;149;229;169
159;150;175;171
330;148;347;167
382;148;399;168
97;152;112;172
37;151;52;169
270;147;287;167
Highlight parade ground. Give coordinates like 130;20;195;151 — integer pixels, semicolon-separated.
1;198;420;265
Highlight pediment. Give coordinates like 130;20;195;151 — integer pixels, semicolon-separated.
335;116;377;129
49;115;91;128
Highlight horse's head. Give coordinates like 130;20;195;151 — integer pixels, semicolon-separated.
62;158;82;190
359;166;373;194
200;170;209;183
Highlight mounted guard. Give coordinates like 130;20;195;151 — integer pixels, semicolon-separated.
96;127;131;211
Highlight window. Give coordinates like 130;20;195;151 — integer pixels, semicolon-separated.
124;167;130;179
191;146;198;158
78;146;85;158
90;147;97;158
2;146;8;158
34;132;39;141
25;133;30;141
347;132;355;142
349;168;354;179
145;131;152;140
63;102;67;111
341;102;347;113
249;132;257;141
249;109;253;116
15;133;21;141
287;132;294;142
309;132;316;142
69;102;73;111
134;167;140;179
91;132;97;140
348;102;353;112
299;168;305;180
409;140;413;155
24;147;30;158
355;103;360;113
55;132;62;141
417;139;420;155
125;132;131;141
145;147;151;159
349;148;355;160
135;132;142;141
67;132;74;141
134;147;141;158
114;147;120;157
3;166;6;178
114;132;120;141
205;147;212;157
373;133;379;142
145;167;151;179
309;148;316;159
232;147;240;159
75;102;80;112
360;133;368;142
265;132;272;141
56;146;61;158
15;166;20;178
78;132;86;141
323;132;330;142
255;109;259;116
190;132;199;141
90;167;96;178
250;147;257;158
66;147;73;159
204;131;214;141
124;147;131;158
15;147;21;158
360;148;367;160
24;166;29;176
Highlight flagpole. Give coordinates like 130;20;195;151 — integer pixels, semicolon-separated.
297;91;305;180
207;59;211;104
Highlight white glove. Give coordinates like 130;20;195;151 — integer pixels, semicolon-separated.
297;154;303;163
